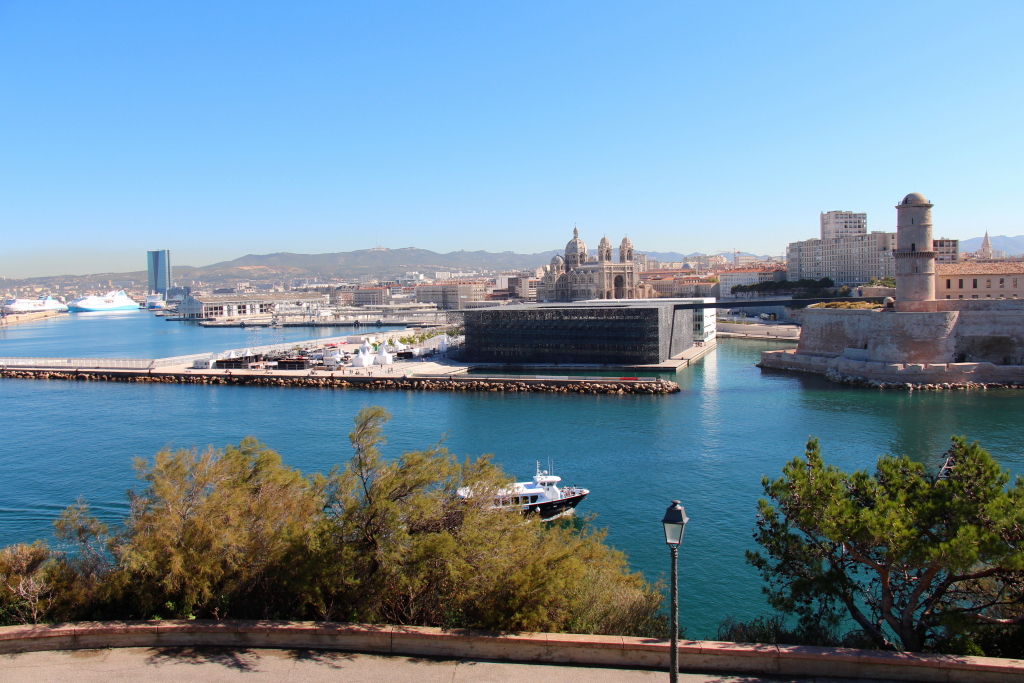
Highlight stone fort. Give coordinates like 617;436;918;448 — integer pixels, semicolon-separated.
762;193;1024;385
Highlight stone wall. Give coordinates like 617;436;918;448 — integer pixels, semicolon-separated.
795;309;958;363
2;620;1022;682
795;305;1024;366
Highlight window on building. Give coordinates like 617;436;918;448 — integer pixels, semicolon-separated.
946;279;951;289
1000;278;1005;288
1015;278;1019;289
959;279;963;289
987;279;992;288
973;279;978;288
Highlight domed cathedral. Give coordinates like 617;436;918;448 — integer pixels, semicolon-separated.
536;227;639;301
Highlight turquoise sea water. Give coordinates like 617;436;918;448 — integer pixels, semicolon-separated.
0;310;399;358
1;315;1023;635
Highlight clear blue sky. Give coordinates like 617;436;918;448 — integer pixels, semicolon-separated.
2;1;1022;277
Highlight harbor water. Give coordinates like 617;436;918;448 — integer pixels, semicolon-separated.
2;313;1023;636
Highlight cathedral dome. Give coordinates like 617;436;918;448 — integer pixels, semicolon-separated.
599;235;611;247
550;254;564;267
565;228;587;255
900;192;929;205
620;236;633;247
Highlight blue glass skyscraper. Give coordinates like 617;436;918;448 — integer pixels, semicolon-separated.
147;250;172;296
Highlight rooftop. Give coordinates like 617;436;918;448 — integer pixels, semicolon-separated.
186;292;325;303
937;262;1024;275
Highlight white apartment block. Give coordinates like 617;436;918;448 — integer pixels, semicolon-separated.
820;211;867;239
786;232;896;285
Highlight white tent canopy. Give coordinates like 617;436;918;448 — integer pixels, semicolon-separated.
350;350;373;367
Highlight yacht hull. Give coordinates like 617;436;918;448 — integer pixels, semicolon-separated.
526;492;588;520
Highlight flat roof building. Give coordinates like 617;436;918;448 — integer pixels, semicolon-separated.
178;292;327;320
820;211;867;239
786;232;896;285
459;299;714;366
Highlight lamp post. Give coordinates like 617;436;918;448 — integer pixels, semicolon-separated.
661;500;689;683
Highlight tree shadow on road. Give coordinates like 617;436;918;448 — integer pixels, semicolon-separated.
282;648;359;669
145;646;261;672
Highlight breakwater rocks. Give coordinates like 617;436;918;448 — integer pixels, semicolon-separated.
0;369;681;395
821;367;1024;391
764;363;1024;391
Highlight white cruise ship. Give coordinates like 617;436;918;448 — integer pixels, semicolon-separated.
67;291;140;312
1;294;69;314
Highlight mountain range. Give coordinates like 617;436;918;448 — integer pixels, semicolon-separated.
18;247;775;283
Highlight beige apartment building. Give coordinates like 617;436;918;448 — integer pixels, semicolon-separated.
415;283;486;310
936;262;1024;299
934;238;960;263
820;210;867;239
786;231;896;285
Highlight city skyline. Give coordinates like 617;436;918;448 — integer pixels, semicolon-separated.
2;2;1022;278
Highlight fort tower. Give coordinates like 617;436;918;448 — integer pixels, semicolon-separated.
894;192;936;307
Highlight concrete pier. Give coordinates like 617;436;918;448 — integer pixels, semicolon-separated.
0;310;67;327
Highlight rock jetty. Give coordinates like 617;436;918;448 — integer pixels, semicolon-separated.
758;362;1024;391
0;368;681;395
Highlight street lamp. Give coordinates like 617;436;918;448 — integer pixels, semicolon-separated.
661;500;689;683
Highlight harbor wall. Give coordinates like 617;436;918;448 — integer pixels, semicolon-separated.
0;310;66;326
0;368;681;395
1;620;1021;682
795;304;1024;367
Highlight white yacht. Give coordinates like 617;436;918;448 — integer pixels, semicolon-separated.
67;291;140;312
1;295;69;314
459;462;589;520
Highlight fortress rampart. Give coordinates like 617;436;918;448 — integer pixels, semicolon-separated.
763;193;1024;386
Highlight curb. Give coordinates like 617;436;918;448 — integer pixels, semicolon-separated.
1;621;1022;681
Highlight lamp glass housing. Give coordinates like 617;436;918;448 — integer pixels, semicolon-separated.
661;500;688;546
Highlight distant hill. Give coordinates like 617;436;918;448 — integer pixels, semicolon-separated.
191;248;557;279
959;235;1024;256
192;248;778;279
13;247;776;284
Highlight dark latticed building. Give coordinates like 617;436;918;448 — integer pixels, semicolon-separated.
459;301;694;365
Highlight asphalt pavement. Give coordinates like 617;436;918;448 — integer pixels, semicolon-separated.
0;647;904;683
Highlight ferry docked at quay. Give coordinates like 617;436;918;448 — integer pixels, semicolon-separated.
459;463;589;520
1;294;69;314
67;290;140;312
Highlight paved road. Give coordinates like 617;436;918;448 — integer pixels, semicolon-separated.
0;647;898;682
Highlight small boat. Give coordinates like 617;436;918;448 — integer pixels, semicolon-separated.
67;290;140;312
2;294;69;314
459;462;589;520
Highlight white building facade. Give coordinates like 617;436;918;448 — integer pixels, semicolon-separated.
820;210;867;239
786;232;896;285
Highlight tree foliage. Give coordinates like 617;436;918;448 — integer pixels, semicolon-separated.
731;277;835;296
0;407;664;636
748;436;1024;652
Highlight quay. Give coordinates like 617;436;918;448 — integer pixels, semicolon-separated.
0;310;67;327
